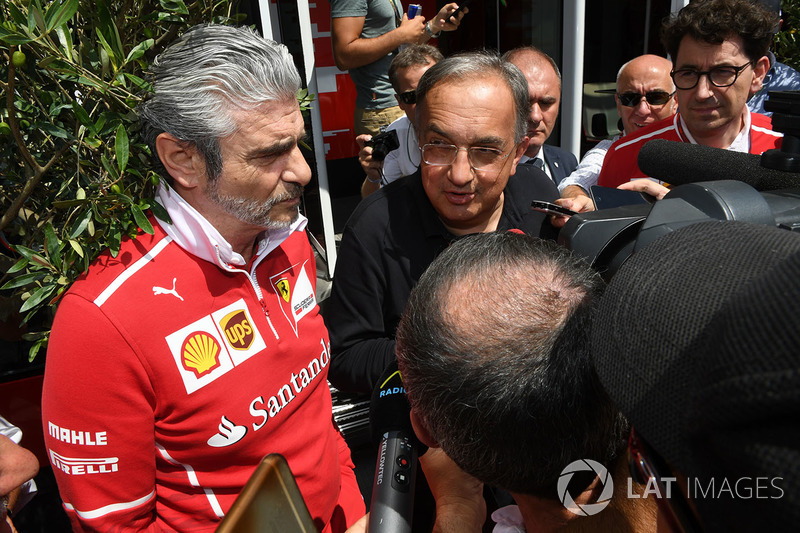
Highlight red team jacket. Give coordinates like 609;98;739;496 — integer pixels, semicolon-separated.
597;111;783;188
41;186;364;531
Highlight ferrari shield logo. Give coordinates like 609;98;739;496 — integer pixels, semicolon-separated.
276;279;291;303
270;260;317;336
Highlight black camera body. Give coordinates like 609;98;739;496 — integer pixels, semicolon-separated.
561;181;800;281
366;129;400;162
561;91;800;280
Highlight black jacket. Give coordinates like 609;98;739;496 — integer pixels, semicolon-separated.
323;167;559;393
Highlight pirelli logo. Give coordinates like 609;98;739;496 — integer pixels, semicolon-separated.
50;450;119;475
165;299;267;394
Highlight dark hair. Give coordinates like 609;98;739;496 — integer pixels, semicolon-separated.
396;232;627;497
388;44;444;93
660;0;779;64
139;24;300;183
415;50;530;143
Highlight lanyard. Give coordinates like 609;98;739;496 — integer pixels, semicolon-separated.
389;0;403;27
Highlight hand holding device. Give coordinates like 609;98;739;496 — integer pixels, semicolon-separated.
531;200;578;217
448;0;472;23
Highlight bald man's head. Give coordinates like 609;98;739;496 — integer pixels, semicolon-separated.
615;54;677;134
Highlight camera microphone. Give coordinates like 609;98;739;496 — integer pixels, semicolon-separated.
637;139;800;191
368;360;424;533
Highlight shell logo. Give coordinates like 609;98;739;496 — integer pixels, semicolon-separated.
220;310;254;351
181;332;222;377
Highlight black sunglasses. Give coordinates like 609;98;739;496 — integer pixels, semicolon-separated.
397;90;416;105
617;90;675;107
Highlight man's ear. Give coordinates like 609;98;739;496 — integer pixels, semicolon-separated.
409;408;439;449
509;136;530;175
750;55;771;96
155;132;206;190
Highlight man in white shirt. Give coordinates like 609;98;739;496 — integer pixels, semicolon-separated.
357;44;443;197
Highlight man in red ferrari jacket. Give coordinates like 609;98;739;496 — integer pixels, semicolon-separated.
41;24;365;532
556;0;784;218
597;0;783;189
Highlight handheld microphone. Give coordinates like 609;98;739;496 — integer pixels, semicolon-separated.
368;361;424;533
637;139;800;191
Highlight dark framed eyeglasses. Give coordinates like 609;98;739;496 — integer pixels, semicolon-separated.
397;90;416;105
628;428;702;533
617;90;675;107
671;62;752;90
421;143;512;171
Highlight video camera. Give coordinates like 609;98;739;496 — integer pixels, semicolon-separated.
366;129;400;162
560;91;800;281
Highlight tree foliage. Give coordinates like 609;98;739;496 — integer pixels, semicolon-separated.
1;0;244;362
775;0;800;71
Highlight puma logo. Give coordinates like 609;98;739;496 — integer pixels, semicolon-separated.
153;278;184;301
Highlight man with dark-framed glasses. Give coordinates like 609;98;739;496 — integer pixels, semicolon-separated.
324;51;559;395
596;0;783;189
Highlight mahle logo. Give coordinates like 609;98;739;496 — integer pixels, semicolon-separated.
558;459;614;516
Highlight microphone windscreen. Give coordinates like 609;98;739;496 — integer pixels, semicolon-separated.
637;139;800;190
369;360;416;445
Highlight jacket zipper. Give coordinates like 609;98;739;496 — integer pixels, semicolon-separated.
215;245;280;340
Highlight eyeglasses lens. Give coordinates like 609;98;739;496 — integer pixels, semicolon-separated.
422;144;508;171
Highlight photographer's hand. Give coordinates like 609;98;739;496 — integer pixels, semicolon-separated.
618;179;668;200
357;134;384;197
434;3;466;32
550;193;595;229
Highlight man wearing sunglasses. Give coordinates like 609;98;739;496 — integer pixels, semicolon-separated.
357;44;443;197
556;54;677;215
324;52;558;395
595;0;783;190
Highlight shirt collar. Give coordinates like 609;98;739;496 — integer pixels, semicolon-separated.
678;107;752;153
155;184;307;269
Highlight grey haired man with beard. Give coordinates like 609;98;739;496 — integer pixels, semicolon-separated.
42;24;364;532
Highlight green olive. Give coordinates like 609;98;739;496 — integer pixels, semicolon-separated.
12;51;26;68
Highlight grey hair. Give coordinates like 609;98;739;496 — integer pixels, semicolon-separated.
415;50;531;143
139;24;302;182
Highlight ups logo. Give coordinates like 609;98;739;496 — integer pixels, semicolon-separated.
220;310;254;350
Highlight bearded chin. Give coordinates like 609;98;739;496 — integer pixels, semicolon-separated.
207;182;303;229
